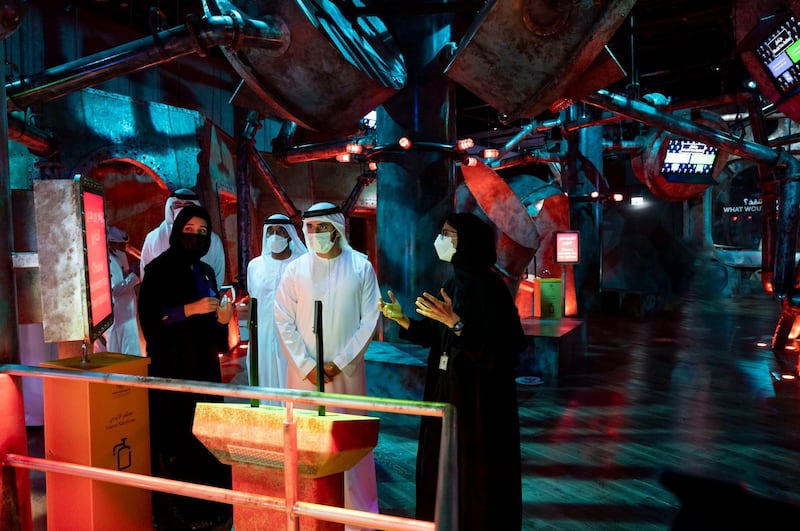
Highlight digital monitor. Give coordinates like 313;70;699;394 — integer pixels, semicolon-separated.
79;175;113;342
660;138;719;184
753;13;800;97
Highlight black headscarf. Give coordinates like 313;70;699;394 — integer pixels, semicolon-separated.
169;203;212;261
448;212;496;272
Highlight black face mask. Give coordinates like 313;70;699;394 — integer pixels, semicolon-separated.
180;233;211;260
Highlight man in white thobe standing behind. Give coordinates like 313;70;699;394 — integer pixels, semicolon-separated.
140;188;226;287
274;202;380;531
246;213;306;405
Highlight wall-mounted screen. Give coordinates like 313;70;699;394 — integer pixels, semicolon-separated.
660;138;719;184
754;13;800;97
79;176;113;342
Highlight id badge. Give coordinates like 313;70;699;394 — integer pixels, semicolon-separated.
439;352;449;371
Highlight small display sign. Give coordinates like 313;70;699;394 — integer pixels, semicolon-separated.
555;231;580;264
80;176;113;341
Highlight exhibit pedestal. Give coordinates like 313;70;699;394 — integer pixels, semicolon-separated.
41;353;151;531
194;404;379;531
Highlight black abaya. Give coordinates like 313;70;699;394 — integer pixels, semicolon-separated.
400;214;527;530
138;236;232;529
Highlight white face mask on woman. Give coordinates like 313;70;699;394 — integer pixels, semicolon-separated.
308;231;336;254
267;234;289;254
434;234;457;262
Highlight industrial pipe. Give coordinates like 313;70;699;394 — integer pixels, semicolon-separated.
773;152;800;300
7;113;56;158
583;90;780;165
247;145;302;225
5;13;286;112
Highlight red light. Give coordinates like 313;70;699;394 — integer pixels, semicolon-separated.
457;138;474;151
346;143;363;154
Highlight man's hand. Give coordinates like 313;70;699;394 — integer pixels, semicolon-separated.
306;366;333;385
323;362;341;379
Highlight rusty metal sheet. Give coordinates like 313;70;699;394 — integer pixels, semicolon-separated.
445;0;637;122
206;0;406;134
460;159;539;248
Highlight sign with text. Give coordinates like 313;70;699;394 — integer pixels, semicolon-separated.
81;177;113;341
555;231;580;264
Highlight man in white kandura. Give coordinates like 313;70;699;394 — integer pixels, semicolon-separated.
274;202;380;530
246;213;307;405
139;188;226;287
104;226;142;356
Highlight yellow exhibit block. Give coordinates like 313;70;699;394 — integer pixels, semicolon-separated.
194;404;380;531
41;353;151;531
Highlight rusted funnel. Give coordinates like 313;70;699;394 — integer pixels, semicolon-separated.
207;0;406;134
445;0;635;122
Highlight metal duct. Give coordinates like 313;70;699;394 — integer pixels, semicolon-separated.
445;0;635;122
209;0;406;135
7;113;56;158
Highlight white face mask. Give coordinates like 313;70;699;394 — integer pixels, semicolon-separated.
267;234;289;254
308;231;335;254
434;234;456;262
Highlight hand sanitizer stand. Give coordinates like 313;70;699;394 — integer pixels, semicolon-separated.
194;404;379;530
41;354;151;530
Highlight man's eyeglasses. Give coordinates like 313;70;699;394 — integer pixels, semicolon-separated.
441;228;458;238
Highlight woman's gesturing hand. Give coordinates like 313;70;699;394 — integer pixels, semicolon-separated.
415;288;460;329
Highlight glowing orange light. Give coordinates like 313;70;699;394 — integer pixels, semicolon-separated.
482;148;499;158
346;143;363;154
335;153;352;163
368;161;378;171
612;193;623;202
463;157;478;167
590;191;599;198
457;138;474;151
398;137;412;149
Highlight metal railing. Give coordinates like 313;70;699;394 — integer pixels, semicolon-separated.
0;363;457;530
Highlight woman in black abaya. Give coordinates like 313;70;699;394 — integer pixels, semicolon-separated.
380;212;527;530
138;204;234;530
